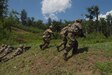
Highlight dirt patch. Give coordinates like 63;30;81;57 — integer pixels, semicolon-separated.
29;48;111;75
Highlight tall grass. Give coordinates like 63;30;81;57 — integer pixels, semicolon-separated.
95;62;112;75
12;24;43;33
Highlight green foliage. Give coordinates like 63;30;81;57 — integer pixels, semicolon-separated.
83;20;95;33
20;9;27;25
0;0;8;20
95;62;112;75
78;32;107;45
86;5;99;21
34;20;47;30
0;20;11;40
47;17;52;26
52;20;62;32
13;24;43;33
85;5;112;37
27;17;34;26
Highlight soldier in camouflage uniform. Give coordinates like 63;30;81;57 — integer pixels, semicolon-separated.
63;19;83;61
13;45;24;57
40;25;54;50
56;24;71;52
4;45;14;55
0;44;8;54
75;19;86;38
1;45;31;62
0;45;14;61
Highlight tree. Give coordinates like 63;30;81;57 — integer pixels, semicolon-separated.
0;0;8;20
9;10;20;23
0;0;8;39
85;7;94;20
20;9;27;25
27;17;32;26
3;16;17;32
47;18;52;27
52;20;62;32
92;6;100;32
85;5;100;32
99;18;109;37
86;6;100;21
34;20;46;29
106;14;112;35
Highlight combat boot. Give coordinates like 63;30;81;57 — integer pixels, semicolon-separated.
56;46;60;52
63;53;68;61
39;45;43;50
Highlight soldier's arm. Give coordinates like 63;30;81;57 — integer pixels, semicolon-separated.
52;33;56;39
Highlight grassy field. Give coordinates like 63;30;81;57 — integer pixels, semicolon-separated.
0;28;112;75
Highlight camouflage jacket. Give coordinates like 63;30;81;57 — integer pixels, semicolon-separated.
60;26;68;37
67;23;82;41
43;29;53;38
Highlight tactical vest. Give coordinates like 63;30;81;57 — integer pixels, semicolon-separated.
43;29;53;38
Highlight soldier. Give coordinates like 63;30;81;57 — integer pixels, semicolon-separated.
0;45;14;60
40;25;54;50
13;45;24;57
4;45;14;55
56;24;71;52
63;19;83;61
0;44;8;54
23;46;31;52
0;44;5;53
0;44;5;48
74;19;86;38
1;45;31;62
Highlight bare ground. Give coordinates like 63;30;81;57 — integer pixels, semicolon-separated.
29;47;112;75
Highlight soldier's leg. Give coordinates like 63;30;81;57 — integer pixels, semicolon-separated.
57;37;67;51
40;38;46;49
63;40;72;61
72;40;78;55
42;38;50;50
63;46;72;61
63;39;67;49
42;42;49;50
57;41;64;51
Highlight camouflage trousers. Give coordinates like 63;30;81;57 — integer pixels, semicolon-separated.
40;37;51;50
64;39;78;60
57;37;67;51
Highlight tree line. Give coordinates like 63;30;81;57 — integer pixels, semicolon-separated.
0;0;112;40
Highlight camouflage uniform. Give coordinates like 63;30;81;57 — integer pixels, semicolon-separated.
64;20;82;61
0;45;14;61
13;45;24;57
0;45;8;54
1;45;31;62
57;24;71;51
75;19;86;37
40;26;53;50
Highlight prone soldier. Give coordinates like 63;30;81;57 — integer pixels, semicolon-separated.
0;45;14;61
1;45;31;62
13;45;24;57
0;44;8;54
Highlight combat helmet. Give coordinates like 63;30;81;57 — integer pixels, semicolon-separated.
76;19;82;23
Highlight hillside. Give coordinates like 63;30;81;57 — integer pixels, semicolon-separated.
0;27;112;75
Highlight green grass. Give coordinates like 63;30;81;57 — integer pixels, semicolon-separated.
0;28;112;75
13;24;43;33
95;62;112;75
